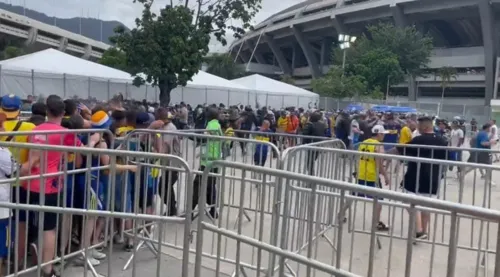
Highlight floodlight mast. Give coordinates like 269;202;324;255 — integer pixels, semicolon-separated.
338;33;357;69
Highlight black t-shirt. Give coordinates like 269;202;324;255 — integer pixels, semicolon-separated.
302;122;327;144
397;133;448;195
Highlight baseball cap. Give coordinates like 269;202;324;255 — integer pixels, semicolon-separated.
372;125;389;134
136;112;152;126
0;94;22;119
91;110;112;129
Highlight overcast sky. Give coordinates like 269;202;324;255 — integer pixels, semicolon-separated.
3;0;304;52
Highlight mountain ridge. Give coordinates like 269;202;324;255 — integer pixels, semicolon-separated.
0;2;128;45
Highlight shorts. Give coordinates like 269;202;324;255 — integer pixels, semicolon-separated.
114;172;132;213
468;151;491;165
74;178;106;211
18;187;60;231
352;179;383;200
129;169;157;210
0;218;8;258
405;190;437;198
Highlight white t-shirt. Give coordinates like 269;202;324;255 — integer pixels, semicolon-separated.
349;119;359;140
490;125;498;140
0;147;14;219
450;128;464;147
412;129;420;138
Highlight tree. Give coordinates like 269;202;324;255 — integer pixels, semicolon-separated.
205;53;244;79
280;75;296;85
349;48;404;95
437;66;457;105
1;46;24;60
111;0;262;106
100;47;129;72
311;67;367;100
332;22;433;99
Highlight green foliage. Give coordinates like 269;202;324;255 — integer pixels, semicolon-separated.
437;66;457;100
1;46;24;60
349;48;404;93
312;67;367;100
326;22;433;99
100;48;129;72
437;66;458;90
280;75;295;85
205;53;244;79
111;0;262;106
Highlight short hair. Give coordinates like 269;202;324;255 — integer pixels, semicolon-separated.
309;112;322;123
63;99;78;116
205;107;219;121
31;102;47;117
111;110;126;122
483;123;491;130
46;95;65;117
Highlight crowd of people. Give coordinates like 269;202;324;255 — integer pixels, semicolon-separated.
0;93;494;276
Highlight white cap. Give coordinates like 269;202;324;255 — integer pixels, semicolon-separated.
372;125;389;134
148;106;155;113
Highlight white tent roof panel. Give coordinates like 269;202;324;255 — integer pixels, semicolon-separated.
231;74;318;97
0;48;133;81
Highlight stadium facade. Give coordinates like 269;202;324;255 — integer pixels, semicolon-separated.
229;0;500;106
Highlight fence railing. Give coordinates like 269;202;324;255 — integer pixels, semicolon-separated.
318;97;491;122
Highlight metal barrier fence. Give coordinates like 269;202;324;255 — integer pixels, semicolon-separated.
318;97;490;123
196;159;500;277
3;126;500;277
0;139;193;277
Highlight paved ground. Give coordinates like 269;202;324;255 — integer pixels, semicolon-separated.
16;245;228;277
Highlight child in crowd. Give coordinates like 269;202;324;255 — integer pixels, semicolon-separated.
253;120;273;167
222;120;234;159
0;138;15;276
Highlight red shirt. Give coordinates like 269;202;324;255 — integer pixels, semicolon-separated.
23;123;82;194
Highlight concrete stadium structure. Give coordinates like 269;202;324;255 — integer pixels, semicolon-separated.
229;0;500;105
0;8;109;59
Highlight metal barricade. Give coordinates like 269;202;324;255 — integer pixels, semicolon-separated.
195;160;500;277
281;145;500;277
234;129;332;152
0;140;194;277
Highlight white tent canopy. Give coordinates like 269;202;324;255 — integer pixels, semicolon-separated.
231;74;319;108
0;49;316;108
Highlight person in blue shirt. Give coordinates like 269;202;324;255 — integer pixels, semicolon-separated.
254;120;273;167
382;113;401;150
465;123;496;180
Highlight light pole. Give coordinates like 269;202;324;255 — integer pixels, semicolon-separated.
338;34;357;71
338;34;357;100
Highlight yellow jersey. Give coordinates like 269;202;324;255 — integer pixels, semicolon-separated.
116;126;135;137
399;126;412;144
277;117;288;132
224;127;234;137
357;138;379;182
0;120;36;163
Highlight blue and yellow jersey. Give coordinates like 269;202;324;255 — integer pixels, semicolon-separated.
254;128;273;154
383;122;401;145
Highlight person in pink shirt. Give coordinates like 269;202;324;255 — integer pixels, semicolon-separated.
17;95;84;277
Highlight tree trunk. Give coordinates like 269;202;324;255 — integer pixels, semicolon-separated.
158;79;175;107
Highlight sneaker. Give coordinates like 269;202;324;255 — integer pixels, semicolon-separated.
124;243;134;252
41;270;61;277
74;256;100;267
113;233;124;244
376;222;390;232
415;232;428;240
92;249;106;260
